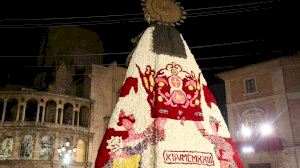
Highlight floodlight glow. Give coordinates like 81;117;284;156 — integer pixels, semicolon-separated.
61;147;66;152
58;148;62;153
260;123;273;136
242;146;254;154
73;148;77;153
241;125;252;137
65;142;70;147
63;153;71;165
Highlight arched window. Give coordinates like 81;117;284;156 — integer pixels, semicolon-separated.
63;103;73;125
20;135;34;159
45;100;56;123
25;99;38;121
0;136;13;160
75;139;86;163
40;136;53;160
240;108;265;138
5;98;18;121
79;106;89;127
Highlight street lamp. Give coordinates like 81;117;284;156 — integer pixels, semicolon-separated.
241;124;252;137
58;141;77;168
240;122;274;154
239;109;275;154
242;146;255;154
260;123;273;136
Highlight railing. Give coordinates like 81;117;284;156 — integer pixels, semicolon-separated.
1;121;90;133
0;90;92;129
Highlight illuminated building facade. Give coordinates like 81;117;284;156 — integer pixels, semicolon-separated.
217;55;300;168
0;26;127;168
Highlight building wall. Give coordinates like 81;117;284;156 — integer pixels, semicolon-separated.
0;91;93;168
48;65;76;95
0;64;127;168
229;71;274;103
0;26;125;167
283;57;300;93
88;63;126;168
289;98;300;145
218;55;300;168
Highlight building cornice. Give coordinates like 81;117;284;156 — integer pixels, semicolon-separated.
216;55;300;81
0;90;92;104
226;93;285;106
227;91;300;106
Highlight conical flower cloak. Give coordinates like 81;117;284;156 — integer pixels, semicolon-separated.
95;25;244;168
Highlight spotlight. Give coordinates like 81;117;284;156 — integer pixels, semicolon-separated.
63;153;71;165
241;125;252;137
260;123;273;136
242;146;254;154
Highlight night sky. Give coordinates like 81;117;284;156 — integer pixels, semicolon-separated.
0;0;298;88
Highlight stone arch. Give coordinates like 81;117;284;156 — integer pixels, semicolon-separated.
63;103;73;125
20;135;35;160
240;108;265;133
241;108;264;117
39;136;53;160
75;139;86;163
5;98;18;121
241;108;265;124
45;100;57;123
0;98;4;121
79;106;89;127
25;98;38;121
